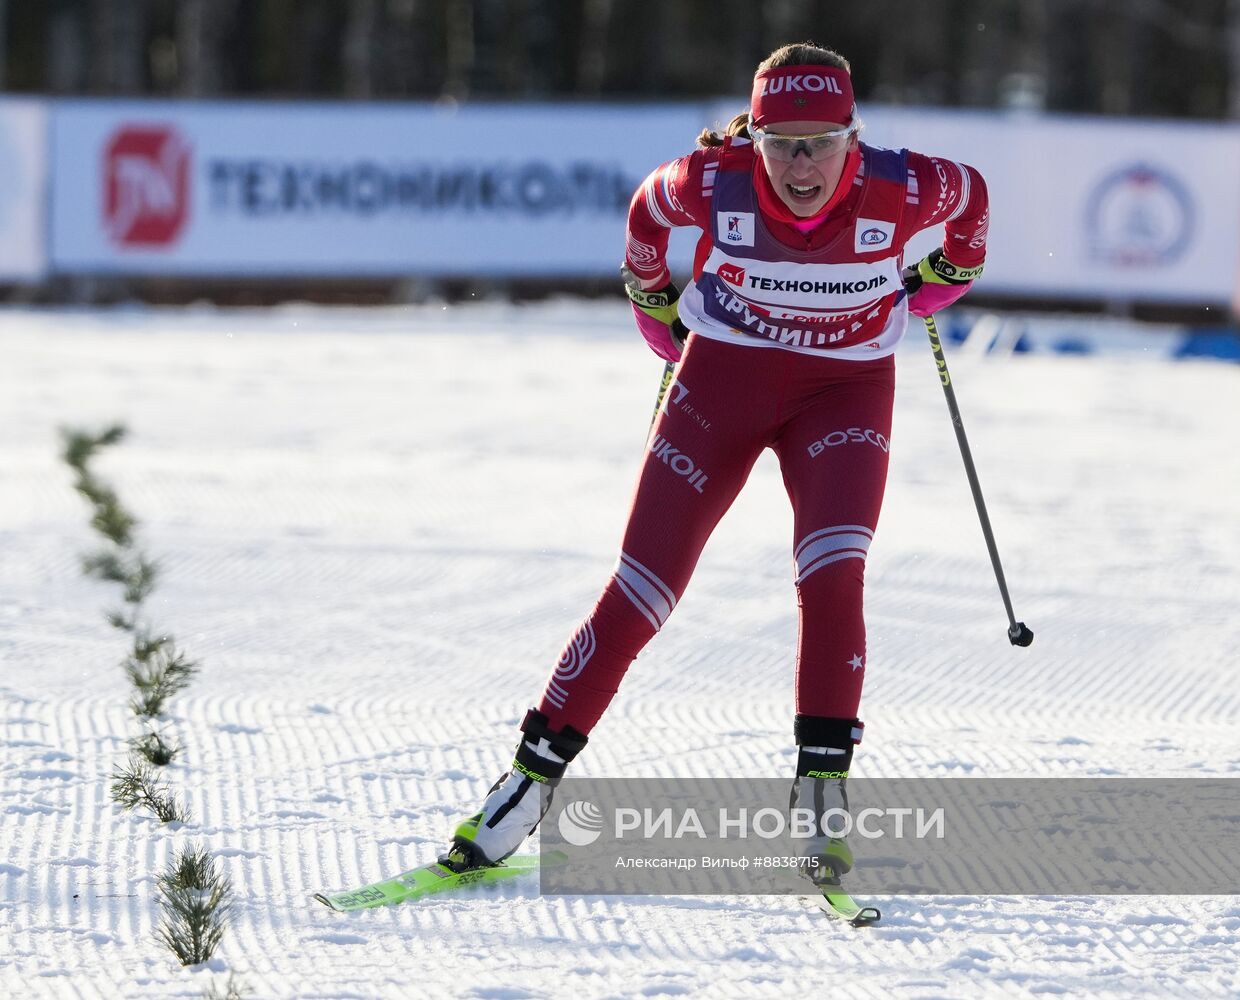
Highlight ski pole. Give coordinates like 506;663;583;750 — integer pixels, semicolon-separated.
922;314;1034;647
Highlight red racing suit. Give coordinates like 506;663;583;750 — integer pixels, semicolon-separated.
537;137;988;736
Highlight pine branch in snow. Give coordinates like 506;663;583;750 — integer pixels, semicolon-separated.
107;608;140;632
62;424;141;572
81;549;131;585
110;756;187;823
126;641;198;718
162;843;218;893
59;424;126;470
120;554;159;605
67;464;138;548
60;426;198;712
71;471;120;511
89;499;137;549
129;729;181;766
131;629;174;661
84;549;160;629
83;550;160;607
157;845;233;967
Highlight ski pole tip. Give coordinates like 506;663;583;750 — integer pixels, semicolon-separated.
1008;622;1034;647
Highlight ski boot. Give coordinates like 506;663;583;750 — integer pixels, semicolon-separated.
787;714;863;887
439;708;588;873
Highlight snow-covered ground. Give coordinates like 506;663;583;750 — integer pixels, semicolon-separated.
2;302;1238;999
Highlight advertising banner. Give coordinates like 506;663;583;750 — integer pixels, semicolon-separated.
0;98;48;282
49;100;702;277
48;98;1240;303
845;104;1240;304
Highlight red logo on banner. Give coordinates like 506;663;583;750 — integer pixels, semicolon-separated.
717;263;746;286
104;125;190;247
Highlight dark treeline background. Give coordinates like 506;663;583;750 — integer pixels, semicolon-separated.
2;0;1240;119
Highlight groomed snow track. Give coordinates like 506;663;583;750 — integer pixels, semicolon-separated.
2;303;1238;998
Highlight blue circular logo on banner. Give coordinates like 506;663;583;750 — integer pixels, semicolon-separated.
1085;163;1193;267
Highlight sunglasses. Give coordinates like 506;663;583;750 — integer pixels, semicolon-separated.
748;118;863;161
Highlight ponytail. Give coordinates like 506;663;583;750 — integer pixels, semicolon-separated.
697;112;751;149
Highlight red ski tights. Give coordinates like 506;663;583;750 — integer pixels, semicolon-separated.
538;334;895;735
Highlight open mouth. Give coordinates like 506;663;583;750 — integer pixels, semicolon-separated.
786;183;822;202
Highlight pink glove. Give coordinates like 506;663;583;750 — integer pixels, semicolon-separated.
902;248;983;318
906;280;973;318
622;264;688;362
630;303;685;362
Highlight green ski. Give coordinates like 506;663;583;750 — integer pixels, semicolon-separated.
314;854;544;912
818;888;881;927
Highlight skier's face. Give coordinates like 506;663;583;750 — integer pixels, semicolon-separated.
754;119;857;218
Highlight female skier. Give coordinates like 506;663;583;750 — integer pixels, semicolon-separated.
442;42;989;882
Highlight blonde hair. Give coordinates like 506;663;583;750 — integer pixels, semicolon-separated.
697;42;852;148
